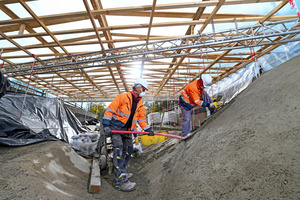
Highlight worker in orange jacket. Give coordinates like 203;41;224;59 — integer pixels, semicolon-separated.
102;78;154;192
179;74;215;137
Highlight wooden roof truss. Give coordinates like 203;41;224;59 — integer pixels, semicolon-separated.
0;0;299;101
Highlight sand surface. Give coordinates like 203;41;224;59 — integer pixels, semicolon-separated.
1;55;300;200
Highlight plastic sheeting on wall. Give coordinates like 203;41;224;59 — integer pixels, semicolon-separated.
162;110;180;125
206;40;300;104
145;40;300;130
0;92;86;146
147;112;161;125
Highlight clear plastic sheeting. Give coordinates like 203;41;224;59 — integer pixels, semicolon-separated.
0;92;86;146
207;66;255;104
146;40;300;133
258;40;300;71
206;40;300;104
70;132;100;158
147;112;161;125
162;109;180;125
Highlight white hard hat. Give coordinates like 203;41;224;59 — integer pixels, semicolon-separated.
201;74;212;87
134;78;148;90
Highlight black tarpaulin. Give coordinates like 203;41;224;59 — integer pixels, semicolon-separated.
0;71;10;99
0;92;86;146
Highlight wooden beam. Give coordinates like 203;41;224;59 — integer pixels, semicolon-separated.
18;24;26;35
110;11;266;19
88;157;101;193
0;9;88;26
186;1;207;35
146;0;157;44
2;3;106;97
259;0;289;24
0;31;33;56
19;0;69;54
24;2;106;97
83;0;105;50
155;0;226;95
88;0;125;93
90;0;283;15
0;4;62;60
140;0;157;78
156;3;209;95
91;0;128;93
0;0;35;4
197;0;225;34
0;11;271;26
2;15;297;39
91;0;113;44
81;69;107;96
0;0;284;27
176;0;290;94
0;0;294;99
56;72;90;97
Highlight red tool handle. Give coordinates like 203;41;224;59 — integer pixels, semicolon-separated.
111;130;184;139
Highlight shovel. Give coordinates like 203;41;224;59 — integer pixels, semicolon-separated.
111;130;184;139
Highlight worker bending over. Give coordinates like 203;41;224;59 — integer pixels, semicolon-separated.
102;78;154;192
179;74;215;137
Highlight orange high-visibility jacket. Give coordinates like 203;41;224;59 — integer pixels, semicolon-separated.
103;92;150;131
181;79;204;107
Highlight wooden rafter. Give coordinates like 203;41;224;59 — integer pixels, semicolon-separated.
2;11;295;28
91;0;128;92
4;16;296;37
155;0;225;95
19;0;68;54
25;0;107;96
176;0;291;93
1;0;298;100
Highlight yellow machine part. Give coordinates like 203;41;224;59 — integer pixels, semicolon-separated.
213;101;223;108
140;131;168;146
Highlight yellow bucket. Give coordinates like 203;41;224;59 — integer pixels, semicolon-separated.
140;131;168;146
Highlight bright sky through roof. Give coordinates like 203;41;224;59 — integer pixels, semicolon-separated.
0;0;297;61
0;0;298;82
128;62;142;79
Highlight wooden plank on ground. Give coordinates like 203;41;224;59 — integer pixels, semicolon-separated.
88;157;101;193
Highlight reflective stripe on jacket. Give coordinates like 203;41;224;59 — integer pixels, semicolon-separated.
179;80;204;110
103;92;150;131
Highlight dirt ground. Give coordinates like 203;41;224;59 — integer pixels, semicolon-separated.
0;55;300;200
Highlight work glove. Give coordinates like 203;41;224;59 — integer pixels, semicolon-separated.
103;126;112;136
209;103;216;114
201;101;210;107
145;128;155;136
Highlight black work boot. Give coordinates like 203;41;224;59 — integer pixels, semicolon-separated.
115;181;136;192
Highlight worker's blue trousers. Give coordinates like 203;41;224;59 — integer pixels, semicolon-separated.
181;108;192;137
181;91;213;137
112;130;133;185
